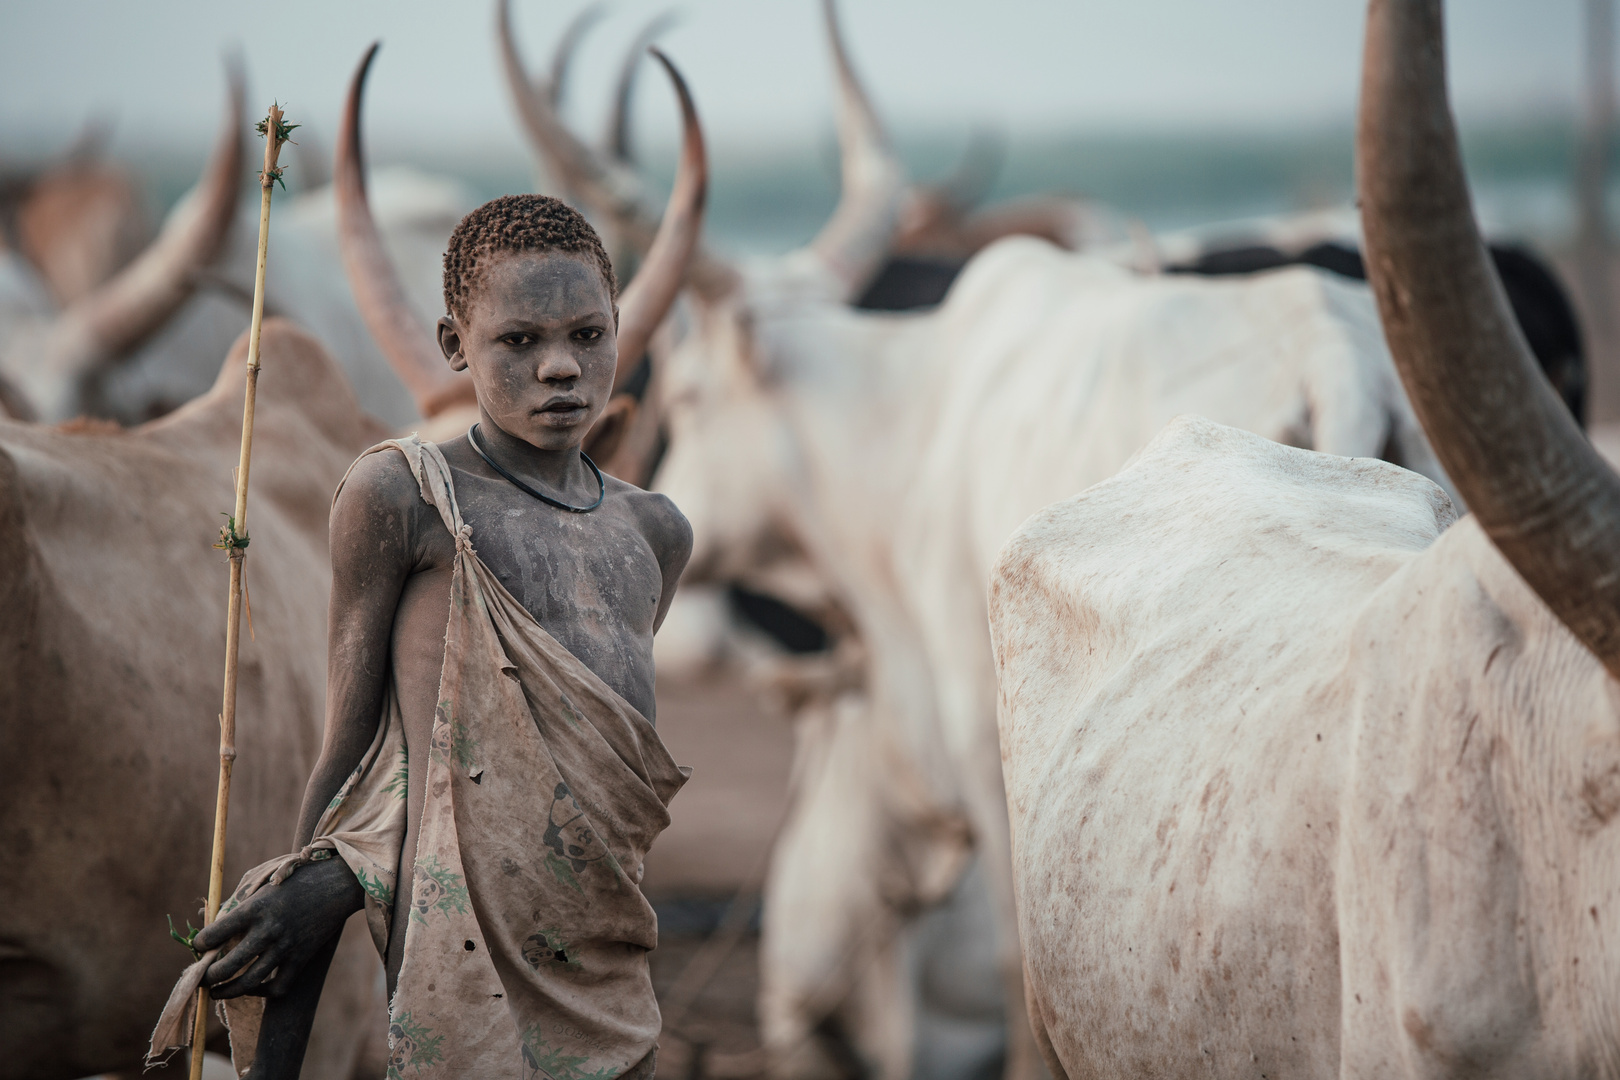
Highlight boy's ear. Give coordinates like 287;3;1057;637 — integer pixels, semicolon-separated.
583;394;636;466
437;316;467;371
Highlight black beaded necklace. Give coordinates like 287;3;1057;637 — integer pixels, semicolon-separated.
466;423;605;514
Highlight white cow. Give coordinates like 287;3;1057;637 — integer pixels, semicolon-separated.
653;227;1456;1079
989;1;1620;1076
0;317;394;1079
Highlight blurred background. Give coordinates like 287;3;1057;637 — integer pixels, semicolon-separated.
0;0;1602;250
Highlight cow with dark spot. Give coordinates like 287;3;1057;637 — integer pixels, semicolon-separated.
1169;237;1587;424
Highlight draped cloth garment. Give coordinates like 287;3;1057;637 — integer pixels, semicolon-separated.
150;435;688;1079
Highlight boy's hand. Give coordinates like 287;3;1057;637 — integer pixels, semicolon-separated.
194;857;365;999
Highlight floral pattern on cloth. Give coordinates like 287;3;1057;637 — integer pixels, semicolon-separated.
149;436;687;1079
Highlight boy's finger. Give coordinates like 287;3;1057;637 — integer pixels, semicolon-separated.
256;953;311;999
202;928;268;987
192;905;252;951
209;948;283;1001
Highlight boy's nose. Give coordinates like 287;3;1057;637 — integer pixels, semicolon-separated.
534;345;582;384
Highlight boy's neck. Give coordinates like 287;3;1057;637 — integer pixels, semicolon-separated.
471;412;594;498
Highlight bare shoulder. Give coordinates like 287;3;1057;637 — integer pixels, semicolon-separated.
330;447;441;569
606;477;692;573
332;447;422;526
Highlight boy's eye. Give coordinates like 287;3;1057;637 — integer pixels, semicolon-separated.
573;327;604;342
502;332;537;347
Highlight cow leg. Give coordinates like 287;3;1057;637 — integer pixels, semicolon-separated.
762;923;916;1080
897;513;1044;1080
839;924;915;1080
909;859;1009;1080
938;678;1042;1080
761;695;907;1080
959;753;1044;1080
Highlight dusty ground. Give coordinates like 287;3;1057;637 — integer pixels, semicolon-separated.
643;672;795;898
651;931;770;1080
644;671;797;1080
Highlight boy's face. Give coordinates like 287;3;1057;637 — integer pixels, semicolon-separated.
437;249;617;452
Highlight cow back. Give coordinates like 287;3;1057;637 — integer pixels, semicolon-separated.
0;319;387;1076
988;416;1454;1078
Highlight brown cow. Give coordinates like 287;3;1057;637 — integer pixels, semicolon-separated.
0;320;392;1079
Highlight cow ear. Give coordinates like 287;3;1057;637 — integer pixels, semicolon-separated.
583;394;636;466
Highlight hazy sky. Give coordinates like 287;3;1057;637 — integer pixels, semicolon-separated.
0;0;1593;158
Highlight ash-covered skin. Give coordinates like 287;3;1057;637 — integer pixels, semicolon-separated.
193;250;691;1080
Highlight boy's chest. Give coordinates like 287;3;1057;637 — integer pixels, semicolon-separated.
408;465;668;718
459;500;661;632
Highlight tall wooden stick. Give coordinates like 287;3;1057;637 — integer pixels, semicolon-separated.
190;103;294;1080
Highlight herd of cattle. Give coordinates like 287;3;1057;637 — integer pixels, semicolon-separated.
1;0;1613;1078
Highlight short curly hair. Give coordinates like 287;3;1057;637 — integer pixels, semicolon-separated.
442;194;617;321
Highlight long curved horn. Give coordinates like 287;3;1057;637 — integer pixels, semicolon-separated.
805;0;905;297
60;116;114;168
549;2;609;109
45;59;245;381
498;0;652;246
497;0;736;300
588;48;707;482
335;43;474;418
0;116;112;200
586;47;706;482
932;126;1004;215
604;10;680;166
891;128;1005;256
1359;0;1620;677
614;47;707;390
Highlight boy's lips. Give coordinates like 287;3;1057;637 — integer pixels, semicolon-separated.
535;398;588;421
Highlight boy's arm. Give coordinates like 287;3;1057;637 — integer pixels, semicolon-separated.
644;493;693;632
194;452;420;999
294;451;424;846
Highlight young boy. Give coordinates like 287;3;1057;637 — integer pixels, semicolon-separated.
193;195;692;1079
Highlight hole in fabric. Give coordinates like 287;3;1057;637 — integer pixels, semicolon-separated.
464;940;476;952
